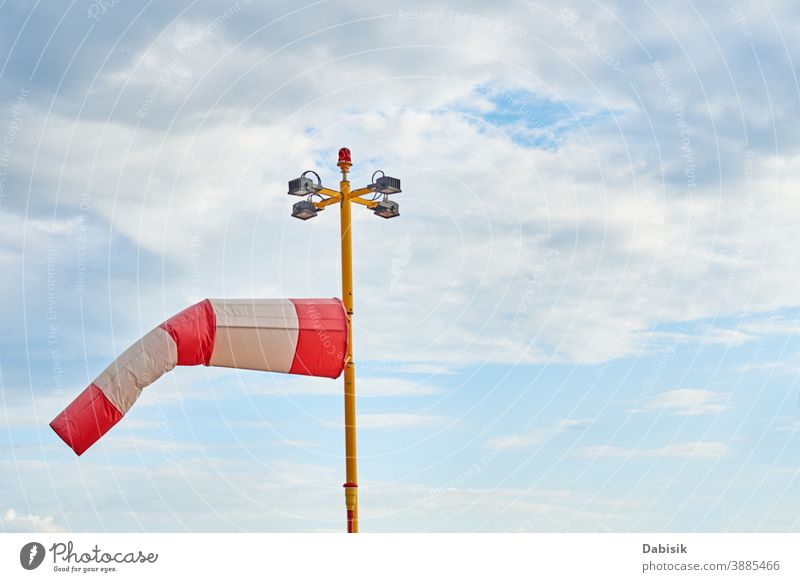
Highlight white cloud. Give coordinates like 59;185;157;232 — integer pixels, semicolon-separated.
6;0;800;371
1;508;65;533
0;390;74;430
697;328;758;348
268;438;321;448
634;389;729;416
241;375;444;397
355;413;449;429
738;318;800;337
574;441;727;460
0;458;636;532
777;420;800;433
483;419;591;450
736;362;790;374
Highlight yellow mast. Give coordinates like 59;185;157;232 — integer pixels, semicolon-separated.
338;148;358;533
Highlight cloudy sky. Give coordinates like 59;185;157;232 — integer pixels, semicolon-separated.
2;0;800;532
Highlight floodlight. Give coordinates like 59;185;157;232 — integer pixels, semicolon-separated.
368;170;401;195
374;176;401;194
373;199;399;219
292;200;318;220
288;170;323;196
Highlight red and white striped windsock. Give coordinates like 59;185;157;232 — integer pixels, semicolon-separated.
50;298;347;455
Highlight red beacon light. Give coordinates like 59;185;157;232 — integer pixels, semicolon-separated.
338;148;352;165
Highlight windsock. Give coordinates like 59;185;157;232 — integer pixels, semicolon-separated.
50;298;347;455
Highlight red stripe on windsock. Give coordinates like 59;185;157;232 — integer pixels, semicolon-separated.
160;299;216;365
49;384;123;456
289;299;347;379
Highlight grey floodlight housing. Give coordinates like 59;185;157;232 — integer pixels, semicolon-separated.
291;200;319;220
288;170;323;196
373;199;400;219
368;170;401;195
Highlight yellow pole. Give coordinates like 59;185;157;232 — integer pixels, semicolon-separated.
338;149;358;533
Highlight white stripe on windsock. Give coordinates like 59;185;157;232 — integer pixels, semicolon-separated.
209;299;300;373
94;326;178;416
